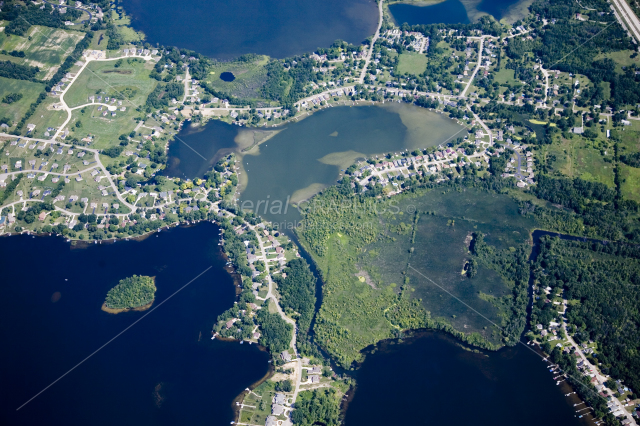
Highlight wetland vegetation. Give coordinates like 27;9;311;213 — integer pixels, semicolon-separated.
296;181;537;367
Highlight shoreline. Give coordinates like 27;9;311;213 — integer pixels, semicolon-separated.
101;300;154;314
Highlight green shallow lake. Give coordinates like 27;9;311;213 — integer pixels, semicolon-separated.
165;103;465;225
239;103;464;225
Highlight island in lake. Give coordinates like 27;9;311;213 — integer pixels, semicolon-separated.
102;275;157;314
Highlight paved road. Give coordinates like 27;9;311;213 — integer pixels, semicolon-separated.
461;37;484;97
358;0;384;84
42;0;93;23
249;223;303;402
611;0;640;44
560;302;637;425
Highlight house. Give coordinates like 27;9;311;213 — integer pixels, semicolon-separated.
38;211;47;221
265;416;277;426
309;375;320;384
310;366;322;374
274;393;286;405
280;350;292;362
225;318;237;329
272;404;285;416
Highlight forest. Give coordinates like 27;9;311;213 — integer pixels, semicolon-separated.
0;2;82;36
256;308;293;355
470;232;530;345
146;82;184;109
528;175;640;242
533;237;640;405
0;61;40;81
274;258;318;356
290;388;341;426
104;275;156;309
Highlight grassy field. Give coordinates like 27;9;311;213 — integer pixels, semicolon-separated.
397;52;428;75
494;68;517;85
538;135;615;188
594;50;640;72
64;58;157;109
205;56;271;101
68;106;138;149
620;164;640;202
616;128;640;202
23;97;68;139
0;77;45;129
0;25;84;80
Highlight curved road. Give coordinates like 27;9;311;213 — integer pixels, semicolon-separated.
42;0;93;24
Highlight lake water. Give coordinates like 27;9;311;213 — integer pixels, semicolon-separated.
121;0;379;60
389;0;470;25
163;119;239;180
389;0;526;26
164;103;464;225
345;332;587;426
0;224;270;426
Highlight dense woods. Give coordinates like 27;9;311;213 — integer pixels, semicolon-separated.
146;82;184;108
274;259;318;356
533;237;640;406
0;61;40;81
470;232;530;345
290;388;341;426
256;308;293;355
104;275;156;309
0;3;82;36
527;175;639;242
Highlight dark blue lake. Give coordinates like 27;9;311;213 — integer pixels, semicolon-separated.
122;0;379;59
345;332;587;426
389;0;470;25
0;224;270;426
389;0;527;26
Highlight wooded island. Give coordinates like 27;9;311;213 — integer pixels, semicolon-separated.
102;275;156;314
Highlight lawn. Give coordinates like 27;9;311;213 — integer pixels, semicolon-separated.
397;52;428;75
0;76;45;129
494;68;517;85
0;25;84;80
64;57;157;109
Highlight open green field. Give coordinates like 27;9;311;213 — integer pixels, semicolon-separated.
620;164;640;203
0;25;84;80
0;76;45;129
68;105;138;149
64;58;157;109
205;56;270;101
397;52;428;75
494;68;517;85
594;50;640;72
537;135;615;188
25;97;68;139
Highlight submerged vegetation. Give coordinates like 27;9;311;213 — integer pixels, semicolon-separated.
103;275;156;310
